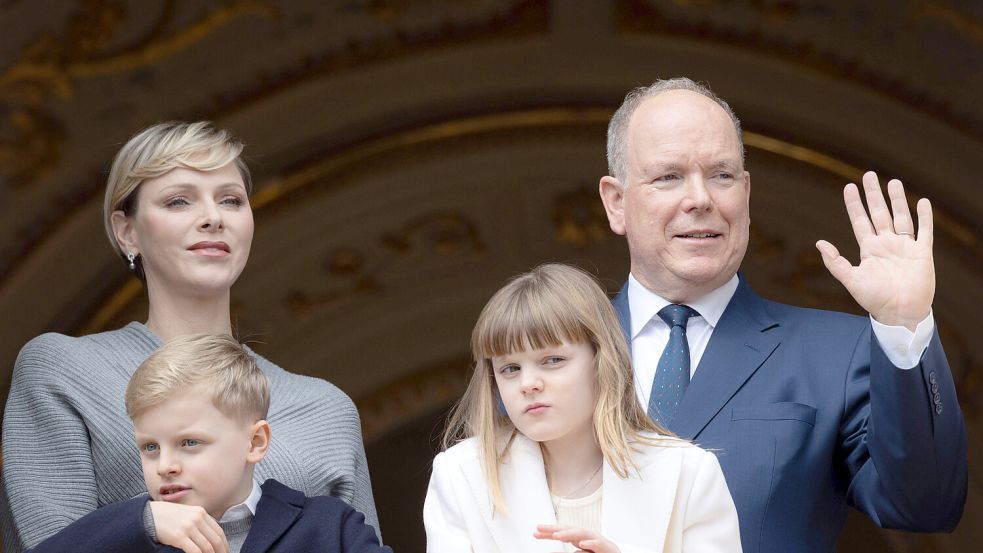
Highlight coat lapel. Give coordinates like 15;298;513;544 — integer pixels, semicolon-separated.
463;436;559;553
669;277;782;439
612;283;633;348
240;480;304;553
601;445;680;551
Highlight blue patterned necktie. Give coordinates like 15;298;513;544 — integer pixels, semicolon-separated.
648;304;699;424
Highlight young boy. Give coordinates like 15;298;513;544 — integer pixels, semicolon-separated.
29;334;390;553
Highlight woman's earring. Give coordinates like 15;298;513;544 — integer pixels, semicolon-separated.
127;252;136;270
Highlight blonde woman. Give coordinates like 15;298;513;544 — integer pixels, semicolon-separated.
1;122;379;552
424;263;741;553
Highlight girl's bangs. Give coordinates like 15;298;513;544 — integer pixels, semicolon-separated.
473;284;591;360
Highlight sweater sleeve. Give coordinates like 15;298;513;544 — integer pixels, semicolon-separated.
1;335;102;551
293;377;380;538
25;497;158;553
346;405;380;535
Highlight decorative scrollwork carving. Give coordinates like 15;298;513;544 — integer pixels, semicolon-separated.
286;210;484;317
0;0;278;187
356;356;470;442
381;210;485;255
552;184;611;249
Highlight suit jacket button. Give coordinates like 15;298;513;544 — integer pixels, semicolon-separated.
929;371;937;384
936;404;943;415
932;382;939;394
934;392;942;403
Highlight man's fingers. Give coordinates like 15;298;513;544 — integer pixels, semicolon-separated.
843;182;874;244
862;171;894;234
916;197;934;248
887;179;915;235
816;240;852;284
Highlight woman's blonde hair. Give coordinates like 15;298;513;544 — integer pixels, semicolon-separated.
442;263;675;512
125;333;269;423
103;121;251;280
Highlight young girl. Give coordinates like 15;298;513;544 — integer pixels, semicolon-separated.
424;263;741;553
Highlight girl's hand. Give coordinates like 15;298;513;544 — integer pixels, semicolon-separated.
534;524;621;553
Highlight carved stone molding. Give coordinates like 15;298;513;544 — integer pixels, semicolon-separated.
357;356;470;442
286;211;485;318
0;0;278;187
615;0;983;141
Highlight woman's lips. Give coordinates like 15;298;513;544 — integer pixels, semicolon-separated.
188;241;230;256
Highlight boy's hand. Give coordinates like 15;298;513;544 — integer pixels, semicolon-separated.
149;501;229;553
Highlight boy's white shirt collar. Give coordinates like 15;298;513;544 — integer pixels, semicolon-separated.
627;273;738;339
218;479;262;523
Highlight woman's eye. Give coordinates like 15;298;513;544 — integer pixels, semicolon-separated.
220;196;245;207
499;364;519;375
544;356;565;365
165;197;190;208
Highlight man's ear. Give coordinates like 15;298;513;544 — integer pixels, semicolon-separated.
599;176;628;236
246;420;271;464
744;171;752;221
111;210;138;255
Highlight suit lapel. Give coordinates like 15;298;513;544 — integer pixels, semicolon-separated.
463;436;558;553
602;445;679;550
612;283;633;348
669;277;782;439
241;480;304;553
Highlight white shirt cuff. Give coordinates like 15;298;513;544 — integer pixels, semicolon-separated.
870;311;935;369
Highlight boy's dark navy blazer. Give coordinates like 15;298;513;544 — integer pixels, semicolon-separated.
28;479;391;553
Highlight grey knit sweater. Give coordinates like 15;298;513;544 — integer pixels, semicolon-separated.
221;517;252;553
0;322;380;551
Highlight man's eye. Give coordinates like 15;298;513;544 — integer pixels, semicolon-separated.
655;174;680;181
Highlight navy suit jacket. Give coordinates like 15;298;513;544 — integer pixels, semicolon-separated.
28;479;391;553
613;276;967;553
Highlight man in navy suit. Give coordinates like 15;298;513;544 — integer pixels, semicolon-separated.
598;78;967;553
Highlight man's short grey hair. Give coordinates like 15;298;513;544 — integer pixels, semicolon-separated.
606;77;744;183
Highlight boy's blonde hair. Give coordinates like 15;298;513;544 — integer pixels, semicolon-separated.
442;263;676;512
103;121;251;280
125;334;270;423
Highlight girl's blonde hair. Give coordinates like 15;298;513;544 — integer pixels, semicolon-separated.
442;263;675;512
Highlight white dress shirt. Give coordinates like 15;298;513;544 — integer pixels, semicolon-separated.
219;479;262;522
627;273;935;409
